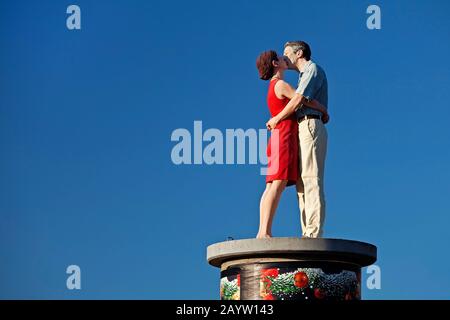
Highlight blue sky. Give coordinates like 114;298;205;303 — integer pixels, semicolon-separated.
1;0;449;299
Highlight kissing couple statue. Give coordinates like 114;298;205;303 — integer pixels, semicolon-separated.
256;41;329;239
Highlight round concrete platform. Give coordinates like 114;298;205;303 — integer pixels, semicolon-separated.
207;237;377;300
207;237;377;268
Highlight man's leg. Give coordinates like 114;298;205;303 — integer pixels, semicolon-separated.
298;119;328;238
296;123;307;236
295;124;306;237
296;178;307;236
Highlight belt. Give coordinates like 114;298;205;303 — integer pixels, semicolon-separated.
298;114;321;123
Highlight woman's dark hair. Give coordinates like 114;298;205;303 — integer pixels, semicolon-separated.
256;50;278;80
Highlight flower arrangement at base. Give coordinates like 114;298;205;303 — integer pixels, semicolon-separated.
259;267;359;300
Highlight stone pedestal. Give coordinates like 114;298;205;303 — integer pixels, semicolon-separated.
207;237;377;301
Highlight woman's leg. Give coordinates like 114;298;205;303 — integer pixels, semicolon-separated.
267;180;287;235
257;180;288;238
257;183;271;238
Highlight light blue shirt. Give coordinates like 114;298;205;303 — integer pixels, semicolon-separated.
295;60;328;118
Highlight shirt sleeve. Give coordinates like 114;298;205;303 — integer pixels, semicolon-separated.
296;64;321;101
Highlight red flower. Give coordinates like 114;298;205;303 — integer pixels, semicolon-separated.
261;268;277;290
237;274;240;287
263;293;275;300
314;288;325;299
293;272;309;288
262;268;279;278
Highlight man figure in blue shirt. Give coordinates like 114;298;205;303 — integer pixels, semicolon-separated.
266;41;328;238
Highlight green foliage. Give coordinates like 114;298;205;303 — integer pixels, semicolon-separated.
267;273;302;295
222;281;238;300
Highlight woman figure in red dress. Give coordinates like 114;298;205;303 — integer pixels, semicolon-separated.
255;50;328;238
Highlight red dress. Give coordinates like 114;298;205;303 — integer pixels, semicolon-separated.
266;79;299;186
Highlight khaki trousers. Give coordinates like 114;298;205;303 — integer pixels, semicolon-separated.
296;118;328;238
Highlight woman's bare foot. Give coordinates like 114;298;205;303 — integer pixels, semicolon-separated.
256;233;272;239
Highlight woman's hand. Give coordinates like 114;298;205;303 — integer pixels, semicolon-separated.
266;117;279;131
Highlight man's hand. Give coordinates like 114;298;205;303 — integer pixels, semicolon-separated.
322;113;330;124
266;117;279;131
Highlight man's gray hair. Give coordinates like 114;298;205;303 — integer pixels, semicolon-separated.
284;41;311;60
